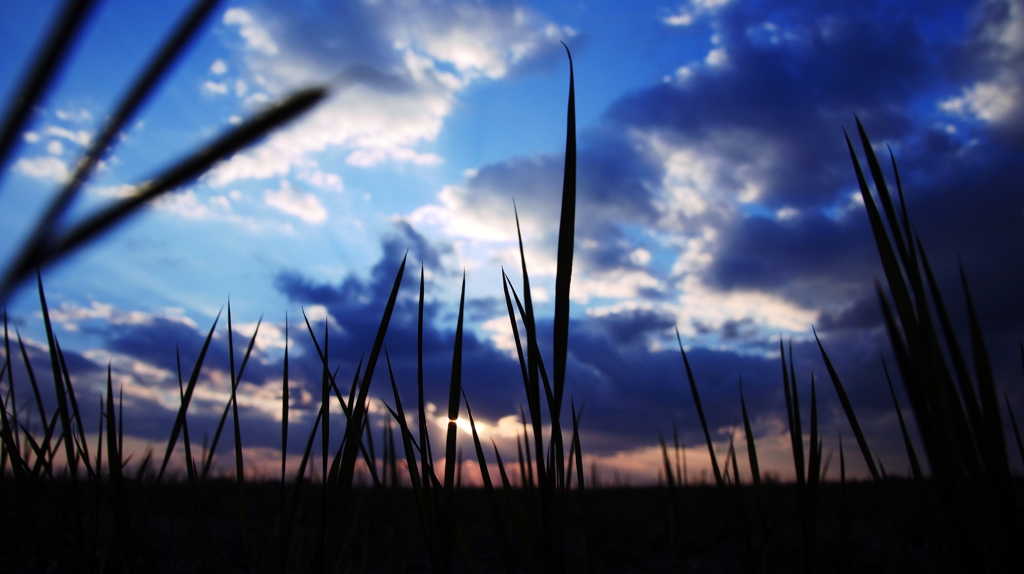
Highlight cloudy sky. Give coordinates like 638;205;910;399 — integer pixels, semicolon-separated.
2;0;1024;483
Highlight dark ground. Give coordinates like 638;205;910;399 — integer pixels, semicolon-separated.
4;475;1013;573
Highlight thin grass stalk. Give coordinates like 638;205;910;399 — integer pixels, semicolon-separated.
1;92;325;301
675;327;723;488
511;214;547;503
105;365;131;568
152;310;221;487
37;273;78;483
385;356;443;572
463;390;515;574
815;327;917;571
15;328;47;433
0;0;97;183
439;273;467;573
177;354;215;573
660;434;678;557
839;433;848;570
727;433;755;574
417;265;435;494
3;0;221;303
54;338;94;480
3;311;24;467
885;360;923;483
201;313;261;480
740;382;771;565
225;305;250;563
277;316;289;572
491;439;540;574
1007;393;1024;468
0;323;26;481
315;255;406;569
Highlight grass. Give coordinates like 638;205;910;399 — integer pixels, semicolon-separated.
2;0;1024;572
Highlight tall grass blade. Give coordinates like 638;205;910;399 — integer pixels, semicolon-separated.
385;352;442;572
280;315;289;574
813;327;881;483
154;309;221;487
884;360;923;483
441;272;467;572
55;337;93;479
417;265;433;490
552;41;576;421
960;266;1010;476
225;305;250;562
16;328;47;438
676;327;723;488
201;312;260;480
740;380;770;549
37;273;78;480
463;390;515;574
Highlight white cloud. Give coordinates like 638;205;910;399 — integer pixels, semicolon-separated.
23;131;40;143
210;58;228;74
15;156;69;183
630;248;652;266
940;80;1019;123
223;8;279;56
673;274;818;336
264;180;328;224
48;300;199;332
46;140;63;155
302;304;340;332
55;108;92;123
203;80;228;95
298;169;344;192
571;269;663;304
775;207;799;221
663;0;731;27
154;189;216;219
43;125;91;146
207;2;562;185
705;46;728;67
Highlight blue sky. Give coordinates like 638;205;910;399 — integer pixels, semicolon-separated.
3;0;1024;482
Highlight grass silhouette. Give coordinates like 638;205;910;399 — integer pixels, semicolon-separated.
1;1;1023;572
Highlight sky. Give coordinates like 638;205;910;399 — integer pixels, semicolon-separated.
2;0;1024;484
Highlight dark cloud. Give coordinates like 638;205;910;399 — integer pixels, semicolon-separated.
419;0;1024;465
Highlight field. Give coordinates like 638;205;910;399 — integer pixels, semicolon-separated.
3;1;1024;573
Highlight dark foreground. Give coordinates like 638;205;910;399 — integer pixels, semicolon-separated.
4;477;1019;573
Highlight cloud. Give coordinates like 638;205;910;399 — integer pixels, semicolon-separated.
206;1;568;185
223;8;279;56
264;180;328;224
202;80;229;95
663;0;732;27
43;125;91;146
15;156;69;183
210;58;228;75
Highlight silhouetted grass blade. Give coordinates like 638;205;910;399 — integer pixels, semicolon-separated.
154;309;221;486
676;327;723;488
552;42;576;418
463;390;515;574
